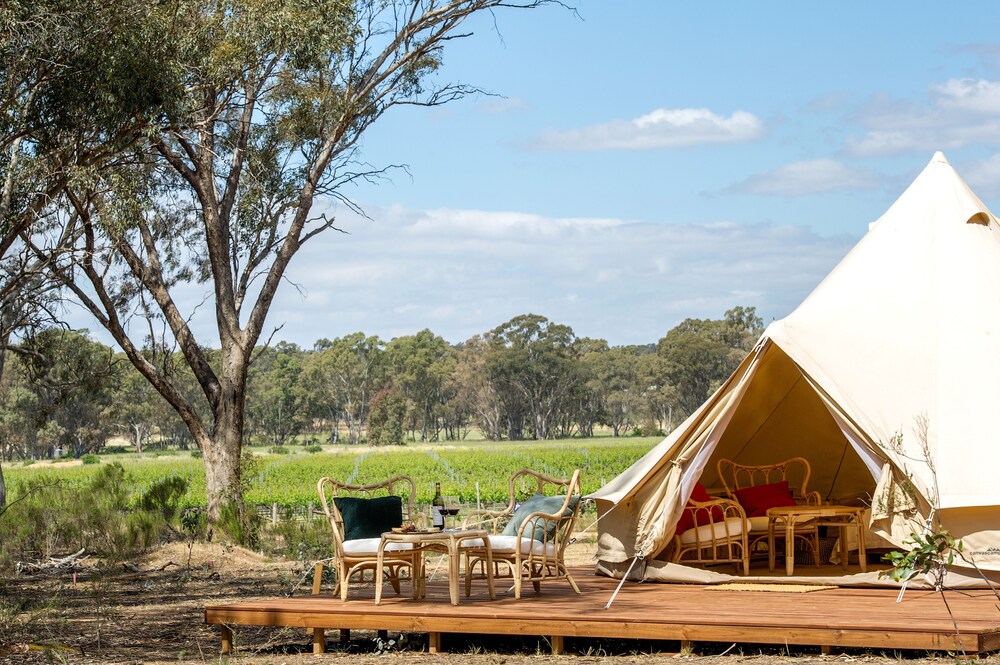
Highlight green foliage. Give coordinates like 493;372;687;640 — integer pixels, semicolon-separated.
81;453;100;465
191;450;202;458
881;529;963;590
218;451;261;548
657;306;763;415
270;518;330;561
137;474;189;523
367;387;407;446
268;446;290;455
304;445;323;454
0;462;186;570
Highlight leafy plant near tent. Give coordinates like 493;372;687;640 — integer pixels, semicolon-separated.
881;530;962;591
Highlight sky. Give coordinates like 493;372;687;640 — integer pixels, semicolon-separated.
80;2;1000;348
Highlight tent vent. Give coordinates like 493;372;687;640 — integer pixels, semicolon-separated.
967;212;992;226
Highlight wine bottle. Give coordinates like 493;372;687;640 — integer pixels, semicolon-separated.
432;482;445;529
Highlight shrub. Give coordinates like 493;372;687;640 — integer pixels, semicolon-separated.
190;450;202;458
81;453;100;465
216;450;261;548
269;446;290;455
0;463;188;570
305;445;323;454
268;518;330;560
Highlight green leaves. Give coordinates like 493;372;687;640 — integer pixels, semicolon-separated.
880;529;964;590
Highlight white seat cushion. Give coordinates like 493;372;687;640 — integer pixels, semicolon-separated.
678;518;745;545
462;535;557;557
342;538;414;555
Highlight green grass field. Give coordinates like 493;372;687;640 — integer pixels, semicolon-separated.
4;437;660;509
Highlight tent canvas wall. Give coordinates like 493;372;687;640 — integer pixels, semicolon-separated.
590;153;1000;587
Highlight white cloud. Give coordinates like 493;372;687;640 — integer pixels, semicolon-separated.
964;152;1000;197
532;108;765;151
70;202;857;348
265;204;854;346
731;160;879;196
932;79;1000;113
848;78;1000;156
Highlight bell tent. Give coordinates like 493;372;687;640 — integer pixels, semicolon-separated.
591;152;1000;587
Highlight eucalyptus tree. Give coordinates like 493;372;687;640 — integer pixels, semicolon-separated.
450;335;503;440
485;314;579;440
1;0;179;508
13;329;120;457
31;0;561;533
246;341;309;446
656;306;764;417
303;333;386;444
385;329;455;441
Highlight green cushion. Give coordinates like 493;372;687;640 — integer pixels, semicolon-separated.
501;493;580;541
334;495;403;540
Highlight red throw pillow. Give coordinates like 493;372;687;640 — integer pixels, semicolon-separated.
674;482;725;535
734;480;797;517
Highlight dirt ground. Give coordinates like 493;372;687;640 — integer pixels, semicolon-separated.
1;540;996;665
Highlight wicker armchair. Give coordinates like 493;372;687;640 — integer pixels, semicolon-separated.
313;475;419;601
717;457;822;564
670;495;750;576
462;469;582;599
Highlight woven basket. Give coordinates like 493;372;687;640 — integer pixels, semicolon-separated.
794;537;838;566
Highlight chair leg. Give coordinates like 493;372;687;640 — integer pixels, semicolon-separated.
312;562;324;595
565;569;581;594
339;564;349;601
464;557;474;597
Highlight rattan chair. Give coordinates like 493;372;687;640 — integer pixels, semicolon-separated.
717;457;822;564
670;495;750;575
462;469;582;599
313;475;419;601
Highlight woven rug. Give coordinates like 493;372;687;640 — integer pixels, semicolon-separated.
705;583;837;593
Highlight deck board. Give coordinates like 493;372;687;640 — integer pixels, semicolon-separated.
205;566;1000;654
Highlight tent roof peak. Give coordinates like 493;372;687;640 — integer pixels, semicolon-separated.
930;150;949;165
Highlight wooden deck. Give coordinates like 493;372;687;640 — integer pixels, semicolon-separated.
205;566;1000;656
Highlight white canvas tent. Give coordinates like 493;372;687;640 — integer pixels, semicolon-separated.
591;152;1000;587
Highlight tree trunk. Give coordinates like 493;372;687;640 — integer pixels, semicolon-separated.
202;425;244;537
202;346;250;539
0;462;6;511
132;423;144;453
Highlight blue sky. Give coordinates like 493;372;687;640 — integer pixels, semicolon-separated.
82;2;1000;348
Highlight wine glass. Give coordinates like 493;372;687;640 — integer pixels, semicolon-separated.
443;496;461;529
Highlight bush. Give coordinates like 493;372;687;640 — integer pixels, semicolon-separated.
81;453;100;465
268;518;330;560
190;450;202;458
304;445;323;454
269;446;290;455
0;463;188;570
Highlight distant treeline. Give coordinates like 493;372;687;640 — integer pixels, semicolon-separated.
0;307;762;460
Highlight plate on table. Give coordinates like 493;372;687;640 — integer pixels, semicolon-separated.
390;527;441;534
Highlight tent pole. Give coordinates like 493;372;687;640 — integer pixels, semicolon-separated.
604;556;641;609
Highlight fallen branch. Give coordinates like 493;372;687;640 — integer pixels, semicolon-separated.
16;548;88;575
